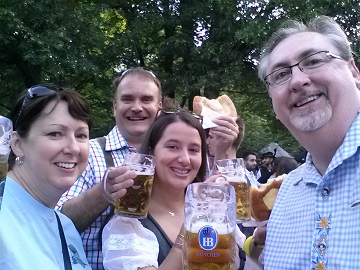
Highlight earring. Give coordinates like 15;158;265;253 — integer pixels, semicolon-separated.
15;156;24;166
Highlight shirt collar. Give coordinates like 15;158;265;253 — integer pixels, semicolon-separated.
104;126;131;151
293;110;360;186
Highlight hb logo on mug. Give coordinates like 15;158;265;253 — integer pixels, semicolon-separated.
198;226;218;251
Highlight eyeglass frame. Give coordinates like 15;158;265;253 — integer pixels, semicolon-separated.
15;85;60;128
264;50;343;88
159;108;203;124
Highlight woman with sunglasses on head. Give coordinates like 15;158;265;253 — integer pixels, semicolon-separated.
0;84;92;269
101;110;246;270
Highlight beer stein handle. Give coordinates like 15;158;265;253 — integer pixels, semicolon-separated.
102;169;116;204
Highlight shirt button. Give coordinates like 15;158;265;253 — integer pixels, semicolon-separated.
322;186;330;196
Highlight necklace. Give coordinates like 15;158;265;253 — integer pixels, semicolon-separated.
150;198;183;217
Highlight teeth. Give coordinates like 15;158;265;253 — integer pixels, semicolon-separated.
56;163;75;169
295;95;320;107
128;117;145;121
173;168;189;175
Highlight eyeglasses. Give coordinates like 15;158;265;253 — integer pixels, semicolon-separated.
160;108;203;124
264;51;343;88
15;85;58;128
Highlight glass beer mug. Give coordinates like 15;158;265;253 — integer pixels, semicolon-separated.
0;116;12;182
183;182;236;270
214;158;251;223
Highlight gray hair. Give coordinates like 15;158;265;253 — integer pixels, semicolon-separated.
258;16;353;82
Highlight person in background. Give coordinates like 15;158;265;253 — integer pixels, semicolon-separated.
161;96;181;111
269;156;299;179
101;110;246;270
0;85;92;269
242;151;259;187
293;151;307;165
252;15;360;269
257;151;275;184
57;67;162;269
206;115;245;177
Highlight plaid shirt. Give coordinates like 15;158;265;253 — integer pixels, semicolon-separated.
57;126;132;270
264;111;360;269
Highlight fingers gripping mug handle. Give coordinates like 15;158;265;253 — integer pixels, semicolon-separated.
102;169;116;204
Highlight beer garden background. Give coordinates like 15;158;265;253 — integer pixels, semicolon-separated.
0;0;359;157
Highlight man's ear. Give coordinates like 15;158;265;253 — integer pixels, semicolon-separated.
11;131;25;158
349;60;360;89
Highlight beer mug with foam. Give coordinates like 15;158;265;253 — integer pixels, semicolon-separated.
183;182;236;270
214;158;251;223
103;152;156;219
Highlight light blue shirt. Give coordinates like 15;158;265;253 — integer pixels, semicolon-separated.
57;126;132;270
0;177;91;269
264;111;360;269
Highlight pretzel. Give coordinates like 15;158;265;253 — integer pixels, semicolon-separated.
249;174;285;221
193;94;237;117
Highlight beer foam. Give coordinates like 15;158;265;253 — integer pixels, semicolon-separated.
226;176;246;183
133;171;154;175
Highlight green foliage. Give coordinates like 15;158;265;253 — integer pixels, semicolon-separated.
0;0;359;154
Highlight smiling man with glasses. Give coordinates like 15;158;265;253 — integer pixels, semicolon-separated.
250;16;360;269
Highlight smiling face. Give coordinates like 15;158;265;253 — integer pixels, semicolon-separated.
13;101;89;206
152;121;202;190
113;74;162;148
267;32;360;137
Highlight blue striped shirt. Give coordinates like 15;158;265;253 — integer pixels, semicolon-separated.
57;126;132;270
264;111;360;269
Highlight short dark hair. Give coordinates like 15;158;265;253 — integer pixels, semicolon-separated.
271;157;298;177
139;110;207;183
9;84;92;169
242;151;257;161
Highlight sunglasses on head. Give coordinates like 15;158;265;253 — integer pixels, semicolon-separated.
15;84;61;128
160;108;203;124
120;67;157;79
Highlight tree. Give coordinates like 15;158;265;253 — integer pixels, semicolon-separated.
1;0;358;153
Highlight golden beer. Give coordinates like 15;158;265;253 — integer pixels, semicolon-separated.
114;173;154;218
229;181;250;221
0;162;8;182
183;228;235;270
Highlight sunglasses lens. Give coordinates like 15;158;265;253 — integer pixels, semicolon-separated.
29;86;56;98
16;85;59;128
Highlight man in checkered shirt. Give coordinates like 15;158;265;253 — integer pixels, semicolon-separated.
253;16;360;269
57;67;163;269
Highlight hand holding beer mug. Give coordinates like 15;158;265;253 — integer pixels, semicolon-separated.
183;182;237;270
214;158;251;223
103;152;156;219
